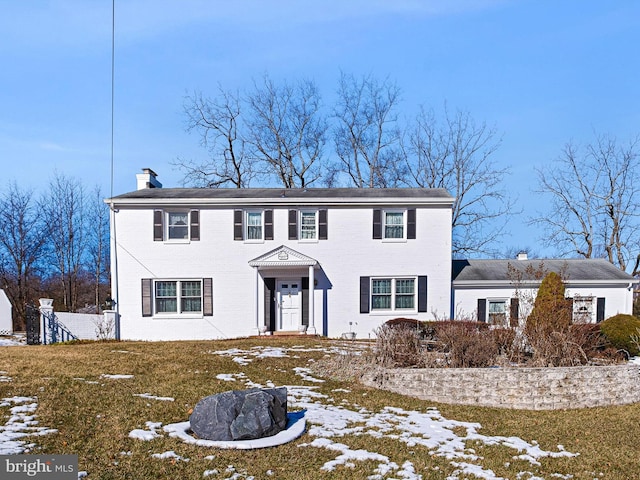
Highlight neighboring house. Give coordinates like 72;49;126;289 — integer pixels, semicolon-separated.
452;253;638;326
0;289;12;335
106;169;454;340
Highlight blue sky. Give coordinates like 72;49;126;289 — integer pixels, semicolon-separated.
1;0;639;256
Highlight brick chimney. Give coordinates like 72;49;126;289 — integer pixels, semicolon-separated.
136;168;162;190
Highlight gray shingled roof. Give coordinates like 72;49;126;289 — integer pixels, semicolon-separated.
109;187;453;201
452;258;635;283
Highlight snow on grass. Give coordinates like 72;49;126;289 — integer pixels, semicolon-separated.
126;364;579;479
133;393;175;402
100;374;134;380
73;377;100;384
293;367;325;383
0;396;58;455
0;335;26;347
129;421;163;441
151;450;190;462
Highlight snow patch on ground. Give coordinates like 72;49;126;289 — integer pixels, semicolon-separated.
0;335;26;347
293;367;325;383
128;365;579;479
0;396;58;455
133;393;175;402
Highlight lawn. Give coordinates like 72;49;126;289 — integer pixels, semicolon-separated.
0;337;638;479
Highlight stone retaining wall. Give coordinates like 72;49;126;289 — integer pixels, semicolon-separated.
361;365;640;410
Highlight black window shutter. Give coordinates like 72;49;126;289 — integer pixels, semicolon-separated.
233;210;243;241
360;276;370;313
153;210;163;241
417;276;428;312
288;210;298;240
319;209;328;240
510;298;519;327
264;278;276;332
203;278;213;316
373;209;382;239
596;297;606;323
477;299;487;322
264;210;274;240
142;279;153;317
190;210;200;241
407;209;416;239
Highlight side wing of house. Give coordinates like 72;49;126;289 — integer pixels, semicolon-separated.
451;259;637;326
107;181;454;341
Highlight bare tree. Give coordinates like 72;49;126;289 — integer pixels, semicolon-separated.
40;173;88;312
331;72;403;188
177;88;257;188
0;183;47;330
403;106;511;256
86;186;110;312
533;134;640;275
246;75;327;187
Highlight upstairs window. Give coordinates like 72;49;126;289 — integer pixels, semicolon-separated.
373;209;416;240
289;209;328;240
168;212;189;240
246;211;263;241
234;210;273;241
154;210;199;242
384;211;405;239
300;211;318;240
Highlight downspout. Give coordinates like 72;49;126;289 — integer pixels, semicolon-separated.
110;201;120;340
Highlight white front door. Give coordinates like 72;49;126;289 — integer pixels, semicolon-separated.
277;279;301;331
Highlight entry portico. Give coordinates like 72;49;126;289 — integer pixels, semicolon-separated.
249;245;319;335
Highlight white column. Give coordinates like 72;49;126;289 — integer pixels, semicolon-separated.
252;267;261;336
307;265;316;334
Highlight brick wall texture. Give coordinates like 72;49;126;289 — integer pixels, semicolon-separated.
361;365;640;410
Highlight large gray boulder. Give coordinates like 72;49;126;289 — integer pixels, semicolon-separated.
189;387;287;441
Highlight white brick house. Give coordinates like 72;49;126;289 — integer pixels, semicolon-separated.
106;169;454;340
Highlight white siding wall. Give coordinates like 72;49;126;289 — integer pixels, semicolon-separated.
113;204;452;340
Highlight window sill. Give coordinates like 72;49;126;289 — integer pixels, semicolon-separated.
164;239;191;244
381;238;407;243
369;310;418;316
152;314;204;320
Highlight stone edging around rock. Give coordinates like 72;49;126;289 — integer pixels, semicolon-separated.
361;364;640;410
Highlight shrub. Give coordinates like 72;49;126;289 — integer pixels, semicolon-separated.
600;314;640;356
526;272;572;336
525;272;574;365
384;318;429;338
373;323;425;367
433;321;497;368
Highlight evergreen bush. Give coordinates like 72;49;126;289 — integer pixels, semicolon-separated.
600;314;640;357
